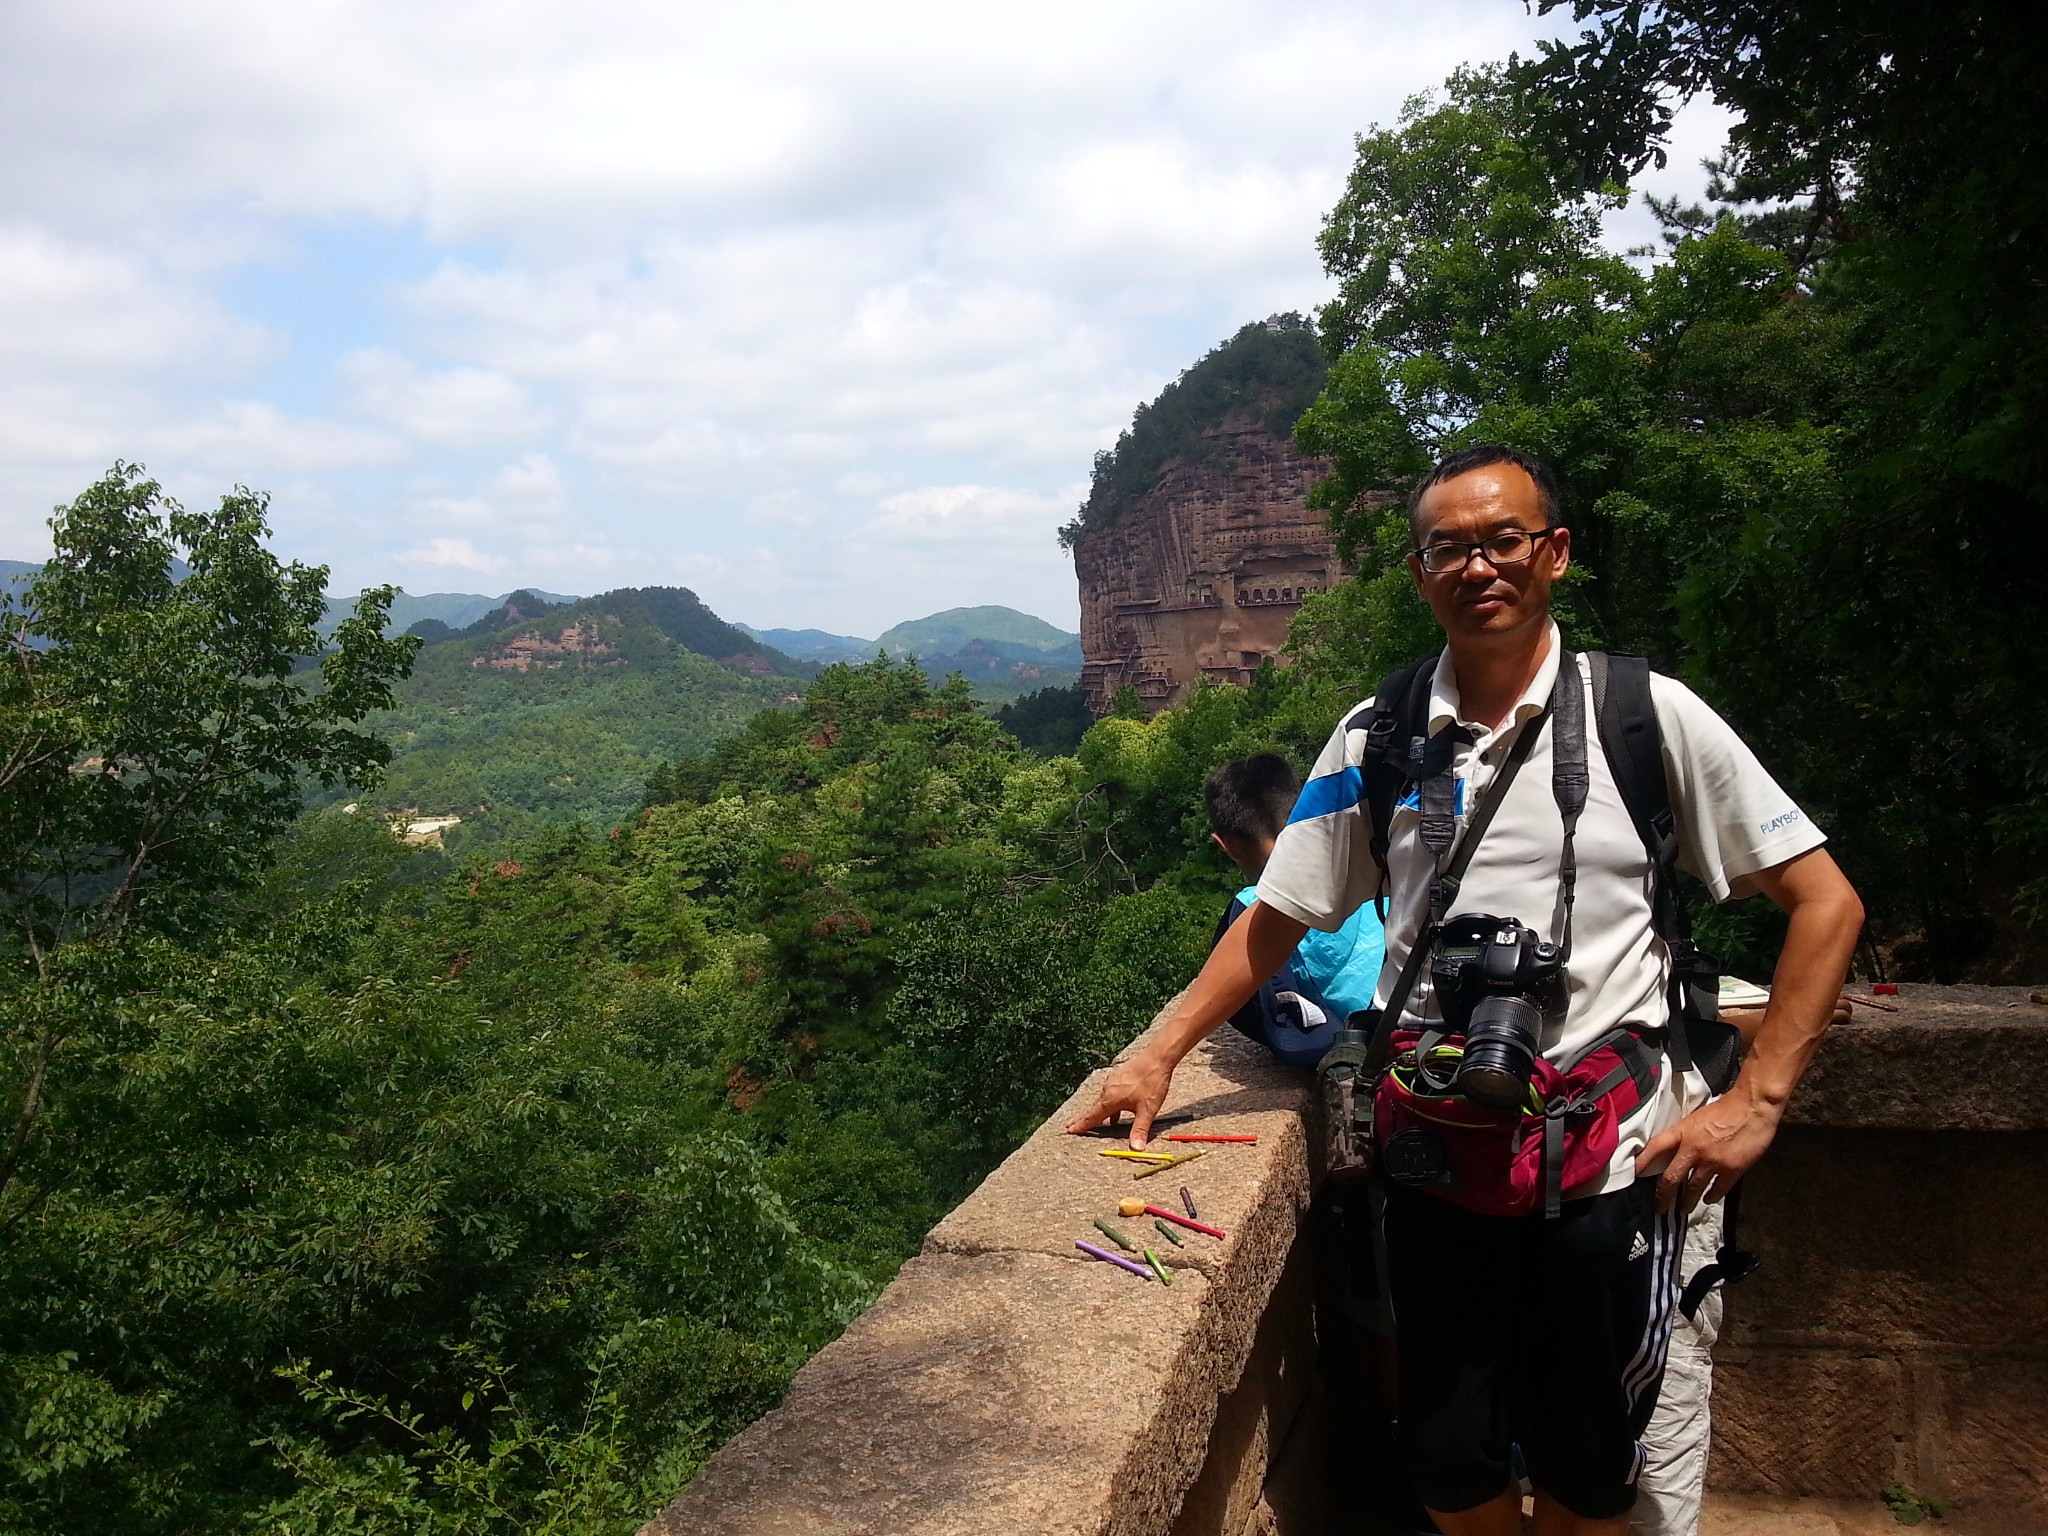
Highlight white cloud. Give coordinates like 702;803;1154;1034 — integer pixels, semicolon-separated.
340;350;550;447
397;537;508;577
0;0;1713;634
865;484;1071;545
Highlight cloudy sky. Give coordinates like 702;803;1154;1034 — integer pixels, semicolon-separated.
0;1;1727;636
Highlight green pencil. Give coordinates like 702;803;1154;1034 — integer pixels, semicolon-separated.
1143;1247;1172;1285
1132;1147;1205;1180
1152;1217;1185;1247
1091;1218;1136;1252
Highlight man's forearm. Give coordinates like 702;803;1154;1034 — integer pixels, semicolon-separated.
1735;850;1865;1108
1147;901;1311;1068
1640;848;1863;1209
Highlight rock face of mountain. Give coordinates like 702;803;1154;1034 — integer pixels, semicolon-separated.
1071;413;1343;715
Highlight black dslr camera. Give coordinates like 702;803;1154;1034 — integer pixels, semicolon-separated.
1426;914;1567;1109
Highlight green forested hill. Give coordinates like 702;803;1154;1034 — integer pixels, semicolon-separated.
870;606;1083;702
874;605;1078;660
346;586;806;836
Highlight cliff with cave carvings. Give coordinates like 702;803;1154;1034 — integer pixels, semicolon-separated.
1072;414;1344;715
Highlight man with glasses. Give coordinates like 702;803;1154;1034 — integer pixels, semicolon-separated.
1069;444;1864;1536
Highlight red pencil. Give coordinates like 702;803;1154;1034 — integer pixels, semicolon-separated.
1144;1204;1225;1239
1163;1134;1256;1144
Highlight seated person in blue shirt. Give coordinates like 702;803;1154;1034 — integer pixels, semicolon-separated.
1205;753;1386;1069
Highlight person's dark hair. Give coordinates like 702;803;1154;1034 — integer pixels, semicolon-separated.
1406;443;1562;546
1204;753;1301;843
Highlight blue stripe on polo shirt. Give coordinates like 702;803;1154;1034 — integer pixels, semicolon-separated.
1288;765;1363;823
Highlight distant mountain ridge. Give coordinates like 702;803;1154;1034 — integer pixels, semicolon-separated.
737;605;1081;701
4;562;580;638
734;624;873;663
409;586;805;678
334;587;581;637
341;583;803;838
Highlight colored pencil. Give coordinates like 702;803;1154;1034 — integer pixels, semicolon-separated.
1144;1203;1225;1239
1076;1239;1154;1280
1091;1218;1136;1251
1133;1148;1205;1179
1163;1134;1257;1143
1143;1248;1172;1285
1180;1187;1198;1219
1152;1218;1185;1247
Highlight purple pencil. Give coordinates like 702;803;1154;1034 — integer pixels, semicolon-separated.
1180;1186;1198;1220
1075;1239;1155;1280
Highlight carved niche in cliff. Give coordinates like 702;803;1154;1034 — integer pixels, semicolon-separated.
1071;415;1344;715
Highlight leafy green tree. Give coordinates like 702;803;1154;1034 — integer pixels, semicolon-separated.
994;683;1092;758
1;465;417;960
1511;0;2048;966
0;466;417;1251
1290;65;2045;975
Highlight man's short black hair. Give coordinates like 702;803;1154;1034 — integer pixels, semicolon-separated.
1204;753;1300;844
1406;443;1562;546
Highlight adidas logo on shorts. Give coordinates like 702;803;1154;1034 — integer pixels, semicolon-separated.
1628;1232;1651;1261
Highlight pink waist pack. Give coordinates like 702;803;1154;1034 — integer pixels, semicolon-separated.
1371;1026;1661;1218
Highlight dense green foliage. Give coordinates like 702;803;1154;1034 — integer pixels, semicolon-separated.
1290;58;2047;979
3;508;1265;1529
995;684;1094;758
2;467;417;960
1059;314;1328;548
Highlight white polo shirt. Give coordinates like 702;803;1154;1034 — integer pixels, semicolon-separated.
1256;624;1826;1193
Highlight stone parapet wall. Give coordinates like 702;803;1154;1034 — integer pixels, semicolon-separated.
1707;985;2048;1524
641;987;2048;1535
641;1013;1322;1536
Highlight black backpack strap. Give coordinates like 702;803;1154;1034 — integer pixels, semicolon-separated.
1355;656;1447;919
1588;653;1676;920
1589;651;1740;1091
1679;1182;1761;1319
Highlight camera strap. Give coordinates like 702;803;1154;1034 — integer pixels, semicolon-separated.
1550;651;1589;963
1359;689;1551;1084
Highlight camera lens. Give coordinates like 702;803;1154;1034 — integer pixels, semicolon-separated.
1456;995;1542;1109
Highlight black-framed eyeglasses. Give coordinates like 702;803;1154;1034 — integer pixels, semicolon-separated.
1413;527;1559;575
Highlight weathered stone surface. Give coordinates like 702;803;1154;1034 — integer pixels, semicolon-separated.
1787;987;2048;1130
645;985;2048;1536
925;1023;1313;1285
1731;1127;2048;1349
1168;1244;1317;1536
1072;416;1343;715
1703;1493;2026;1536
1943;1354;2048;1511
1708;1350;1904;1497
641;1250;1212;1536
641;1014;1318;1536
